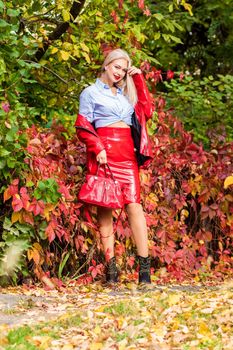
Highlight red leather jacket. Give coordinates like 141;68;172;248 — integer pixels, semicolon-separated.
75;73;154;173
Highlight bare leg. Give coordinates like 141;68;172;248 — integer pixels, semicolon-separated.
126;203;151;283
97;206;114;260
126;203;148;257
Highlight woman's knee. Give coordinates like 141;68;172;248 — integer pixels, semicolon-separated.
126;202;144;217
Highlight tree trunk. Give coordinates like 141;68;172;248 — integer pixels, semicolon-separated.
35;0;86;61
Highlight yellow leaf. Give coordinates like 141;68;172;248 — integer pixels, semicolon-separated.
63;42;73;51
60;50;70;61
73;46;80;58
11;211;22;224
80;42;90;53
181;209;189;218
152;322;167;337
224;175;233;189
27;243;43;265
51;47;58;54
93;325;101;334
126;238;131;249
62;9;70;22
61;344;74;350
90;343;103;350
82;51;91;64
81;222;88;232
27;248;40;265
43;203;54;221
198;321;211;336
183;3;193;16
33;243;43;253
168;294;181;306
86;237;93;244
31;335;51;347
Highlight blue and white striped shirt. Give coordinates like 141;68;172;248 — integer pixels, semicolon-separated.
79;78;134;128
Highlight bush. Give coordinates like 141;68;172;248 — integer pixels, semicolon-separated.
163;74;233;147
2;102;233;284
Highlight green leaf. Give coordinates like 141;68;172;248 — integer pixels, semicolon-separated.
6;9;20;17
6;158;16;168
162;34;170;42
0;159;6;169
154;32;161;40
3;217;12;231
0;0;4;11
0;19;9;28
0;147;11;157
169;4;173;13
154;13;164;21
169;35;183;44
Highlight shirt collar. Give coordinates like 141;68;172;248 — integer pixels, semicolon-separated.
95;78;123;95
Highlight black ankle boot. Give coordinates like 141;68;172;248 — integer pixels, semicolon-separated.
138;256;151;284
106;257;118;283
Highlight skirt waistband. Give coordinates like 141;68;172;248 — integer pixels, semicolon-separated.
96;126;131;137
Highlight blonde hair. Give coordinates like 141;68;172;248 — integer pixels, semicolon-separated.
101;48;138;106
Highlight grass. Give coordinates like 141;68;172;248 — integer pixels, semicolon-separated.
103;300;136;316
3;313;83;349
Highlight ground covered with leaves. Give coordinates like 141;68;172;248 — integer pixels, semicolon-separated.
0;279;232;350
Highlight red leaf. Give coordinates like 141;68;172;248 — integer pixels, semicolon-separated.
22;211;34;225
143;6;151;16
110;10;119;24
88;263;104;279
58;184;73;200
12;194;23;212
157;229;167;243
45;221;56;243
164;249;175;264
118;0;124;9
91;259;96;267
166;70;174;80
4;181;19;202
180;72;185;80
138;0;145;10
29;199;45;216
74;235;85;251
115;243;125;256
127;256;135;268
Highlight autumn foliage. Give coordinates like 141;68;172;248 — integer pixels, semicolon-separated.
3;96;233;284
1;0;233;285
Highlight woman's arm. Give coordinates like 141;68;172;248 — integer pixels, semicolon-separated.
132;72;154;120
75;114;105;156
76;88;106;161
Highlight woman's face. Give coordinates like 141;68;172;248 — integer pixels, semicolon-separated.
105;58;128;85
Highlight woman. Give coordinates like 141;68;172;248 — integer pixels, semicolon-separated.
75;48;154;284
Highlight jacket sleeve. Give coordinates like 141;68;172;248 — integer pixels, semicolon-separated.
133;73;154;120
75;114;105;156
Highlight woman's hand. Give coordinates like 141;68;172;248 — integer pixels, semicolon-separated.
127;66;142;76
96;149;107;164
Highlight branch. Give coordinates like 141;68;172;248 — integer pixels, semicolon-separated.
35;0;86;62
24;60;69;84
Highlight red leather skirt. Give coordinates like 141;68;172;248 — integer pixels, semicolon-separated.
96;127;140;204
